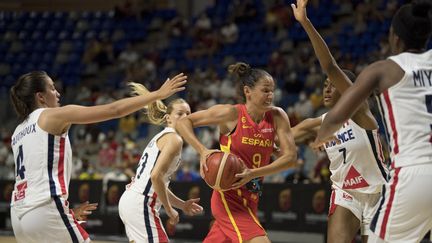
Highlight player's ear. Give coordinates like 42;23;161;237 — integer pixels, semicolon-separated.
164;113;170;125
243;86;252;99
35;92;45;105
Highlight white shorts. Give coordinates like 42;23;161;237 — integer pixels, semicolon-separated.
329;186;381;235
118;189;168;243
11;197;90;243
369;163;432;243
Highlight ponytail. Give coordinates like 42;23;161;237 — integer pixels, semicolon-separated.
128;82;168;125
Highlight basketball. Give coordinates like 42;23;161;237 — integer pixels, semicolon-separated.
203;151;246;191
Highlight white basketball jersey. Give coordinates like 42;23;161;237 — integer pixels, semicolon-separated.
377;50;432;168
10;108;72;218
323;115;388;194
129;127;181;203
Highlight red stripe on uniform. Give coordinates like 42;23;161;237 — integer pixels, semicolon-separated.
70;209;90;240
328;189;337;217
150;193;168;242
380;167;401;239
383;91;399;155
58;137;67;194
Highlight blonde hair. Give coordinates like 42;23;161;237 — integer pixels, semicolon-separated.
128;82;187;125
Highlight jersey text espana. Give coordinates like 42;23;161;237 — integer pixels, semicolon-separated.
220;104;275;179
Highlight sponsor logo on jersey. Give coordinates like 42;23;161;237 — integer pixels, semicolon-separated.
342;192;353;201
343;166;369;189
14;181;27;201
261;128;274;133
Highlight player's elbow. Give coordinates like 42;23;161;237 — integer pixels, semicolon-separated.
150;172;161;184
283;153;297;169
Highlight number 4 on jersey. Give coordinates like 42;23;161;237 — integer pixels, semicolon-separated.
16;145;26;179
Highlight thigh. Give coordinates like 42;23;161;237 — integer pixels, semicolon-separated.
244;235;271;243
328;205;360;243
361;193;381;237
204;221;232;243
119;191;168;243
370;165;432;242
11;207;33;243
211;191;266;243
18;198;89;243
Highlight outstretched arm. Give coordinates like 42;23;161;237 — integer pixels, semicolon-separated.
40;73;187;135
292;0;350;92
292;0;378;130
291;117;322;143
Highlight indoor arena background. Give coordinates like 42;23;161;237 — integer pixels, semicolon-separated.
0;0;431;242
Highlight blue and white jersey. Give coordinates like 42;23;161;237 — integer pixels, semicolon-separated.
377;50;432;168
11;108;72;218
323;115;388;194
129;127;181;201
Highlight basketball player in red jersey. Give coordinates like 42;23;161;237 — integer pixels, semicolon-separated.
176;62;297;243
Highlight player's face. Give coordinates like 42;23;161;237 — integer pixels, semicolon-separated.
323;79;340;108
40;77;60;108
167;102;191;128
246;76;275;110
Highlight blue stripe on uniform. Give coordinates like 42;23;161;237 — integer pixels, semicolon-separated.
142;150;161;242
54;197;79;243
47;134;56;197
370;184;386;233
376;96;392;153
143;194;154;243
366;130;388;181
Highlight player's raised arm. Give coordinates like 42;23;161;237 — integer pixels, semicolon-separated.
292;0;377;130
37;73;187;135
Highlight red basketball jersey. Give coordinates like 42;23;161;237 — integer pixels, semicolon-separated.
220;104;275;177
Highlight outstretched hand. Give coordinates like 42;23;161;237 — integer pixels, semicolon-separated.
291;0;309;23
182;198;204;216
156;73;187;100
73;201;98;221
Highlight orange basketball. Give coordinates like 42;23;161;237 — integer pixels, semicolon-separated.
203;151;246;191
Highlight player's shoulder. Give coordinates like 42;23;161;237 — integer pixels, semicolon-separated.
208;104;238;116
269;106;288;119
364;59;400;73
158;131;183;151
161;131;183;144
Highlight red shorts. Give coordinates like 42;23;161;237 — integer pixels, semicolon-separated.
203;188;266;243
